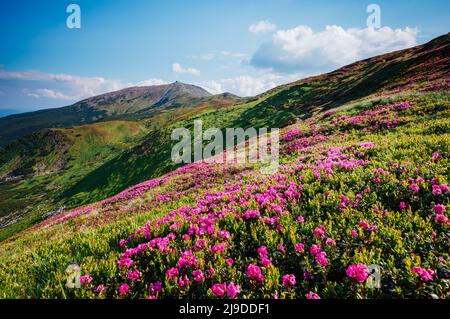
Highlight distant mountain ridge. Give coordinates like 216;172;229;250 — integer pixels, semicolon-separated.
0;82;238;146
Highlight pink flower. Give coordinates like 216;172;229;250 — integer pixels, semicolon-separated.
432;152;440;161
325;238;336;246
177;250;198;268
279;243;286;256
351;229;358;238
411;267;435;281
313;225;326;238
247;264;264;283
307;291;320;299
316;252;328;267
226;258;234;266
294;243;305;253
243;209;260;220
433;204;446;214
346;264;369;283
118;283;130;296
409;184;420;193
193;269;205;282
282;274;296;288
399;202;407;210
118;257;134;268
261;256;272;267
435;214;448;223
197;239;207;248
211;283;227;297
209;267;216;275
80;274;93;286
179;275;190;287
432;185;442;196
127;269;139;282
257;246;268;257
149;281;162;294
297;216;305;223
95;284;105;292
119;239;126;247
309;244;321;255
359;220;370;230
167;267;179;278
227;282;241;298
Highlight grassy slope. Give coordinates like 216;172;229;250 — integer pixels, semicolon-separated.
0;34;448;297
0;121;149;240
58;34;450;206
0;94;241;240
0;89;448;298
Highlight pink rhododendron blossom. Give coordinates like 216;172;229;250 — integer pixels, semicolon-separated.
282;274;296;288
307;291;320;299
435;214;448;223
127;269;139;282
433;204;446;214
149;281;162;294
346;264;369;283
295;243;305;253
411;267;435;281
247;264;264;283
409;184;420;193
193;269;205;282
80;274;93;285
227;282;241;298
211;283;227;297
313;225;326;238
119;283;130;296
167;267;179;278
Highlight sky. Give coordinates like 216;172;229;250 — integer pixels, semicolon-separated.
0;0;449;112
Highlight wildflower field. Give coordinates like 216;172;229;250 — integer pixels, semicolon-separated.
0;88;448;298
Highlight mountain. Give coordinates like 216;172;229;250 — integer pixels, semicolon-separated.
0;82;239;146
0;109;23;118
0;34;449;243
0;33;448;299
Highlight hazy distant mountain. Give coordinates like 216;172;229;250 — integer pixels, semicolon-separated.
0;82;239;146
0;109;22;118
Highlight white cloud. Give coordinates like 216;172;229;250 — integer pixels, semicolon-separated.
0;69;167;102
135;78;168;86
25;88;74;100
197;70;303;97
186;53;216;60
171;63;201;76
248;20;277;34
251;25;418;72
220;51;249;58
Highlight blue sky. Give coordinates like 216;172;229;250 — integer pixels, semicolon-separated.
0;0;449;111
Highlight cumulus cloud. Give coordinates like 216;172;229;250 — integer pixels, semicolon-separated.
0;69;167;103
186;53;216;60
197;71;303;97
135;78;168;86
248;20;277;34
25;88;74;100
251;25;418;72
172;63;201;76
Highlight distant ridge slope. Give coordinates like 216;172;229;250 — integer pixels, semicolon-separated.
0;82;228;146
